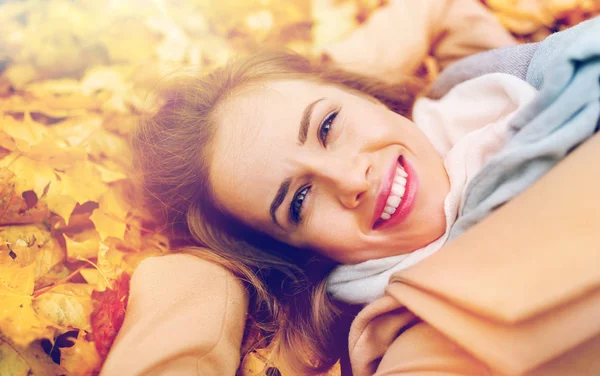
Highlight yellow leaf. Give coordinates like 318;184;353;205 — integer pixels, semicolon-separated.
90;189;129;241
0;113;49;148
45;192;78;222
0;333;66;376
311;0;358;52
86;127;131;166
0;338;29;376
0;259;54;346
26;78;82;97
0;224;64;279
60;332;102;375
33;263;71;291
0;168;49;225
80;268;101;286
49;115;102;149
97;241;124;285
92;160;128;184
60;160;108;204
2;64;39;89
0;153;59;198
33;283;95;331
65;229;100;261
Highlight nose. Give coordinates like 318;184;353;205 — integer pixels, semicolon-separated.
314;153;371;209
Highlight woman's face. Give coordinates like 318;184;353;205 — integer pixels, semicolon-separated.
210;79;449;264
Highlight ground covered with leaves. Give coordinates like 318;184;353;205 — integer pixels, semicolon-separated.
0;0;598;375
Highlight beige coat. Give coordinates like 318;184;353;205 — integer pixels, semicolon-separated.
321;0;516;82
100;254;248;375
348;131;600;376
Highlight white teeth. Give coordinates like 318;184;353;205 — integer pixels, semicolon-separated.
379;163;409;222
396;166;407;178
391;183;405;196
387;195;401;208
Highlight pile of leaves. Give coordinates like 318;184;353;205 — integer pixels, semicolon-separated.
0;0;597;375
483;0;600;41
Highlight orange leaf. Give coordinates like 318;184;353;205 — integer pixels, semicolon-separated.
90;273;130;359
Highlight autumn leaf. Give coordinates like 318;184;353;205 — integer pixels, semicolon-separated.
0;152;61;200
0;130;17;154
60;331;102;375
0;112;49;148
0;168;48;225
49;115;103;150
33;283;95;331
60;160;108;204
0;258;55;347
90;188;129;241
64;228;101;261
0;333;66;376
0;224;64;279
90;273;130;359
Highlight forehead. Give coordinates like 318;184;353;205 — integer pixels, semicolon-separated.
209;79;334;226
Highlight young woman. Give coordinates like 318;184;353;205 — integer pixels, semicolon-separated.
101;5;600;376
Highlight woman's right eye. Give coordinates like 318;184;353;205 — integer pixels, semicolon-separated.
290;185;310;224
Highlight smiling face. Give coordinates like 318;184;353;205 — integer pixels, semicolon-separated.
209;79;450;264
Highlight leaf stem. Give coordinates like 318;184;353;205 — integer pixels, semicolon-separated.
33;264;87;298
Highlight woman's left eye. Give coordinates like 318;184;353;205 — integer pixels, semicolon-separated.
290;185;310;224
319;110;338;147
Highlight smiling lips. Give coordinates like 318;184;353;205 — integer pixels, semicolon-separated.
372;156;418;230
380;165;408;220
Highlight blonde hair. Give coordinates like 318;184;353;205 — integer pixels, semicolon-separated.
132;49;423;374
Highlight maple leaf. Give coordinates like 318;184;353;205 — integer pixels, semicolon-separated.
90;273;130;359
0;152;61;200
0;258;55;347
0;168;49;225
60;160;108;205
90;188;129;241
64;228;101;262
0;112;49;148
93;160;128;184
0;224;64;279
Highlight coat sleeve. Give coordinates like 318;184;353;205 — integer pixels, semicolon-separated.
321;0;516;83
375;322;492;376
347;296;491;376
100;253;248;376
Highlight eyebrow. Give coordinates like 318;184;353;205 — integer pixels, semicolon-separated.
297;98;324;145
270;178;291;227
269;98;325;227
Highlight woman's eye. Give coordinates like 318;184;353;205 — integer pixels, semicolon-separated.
290;185;310;224
319;110;338;147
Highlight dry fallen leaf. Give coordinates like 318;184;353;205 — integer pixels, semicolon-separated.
90;273;130;359
0;258;55;347
33;283;95;331
0;332;67;376
59;331;102;375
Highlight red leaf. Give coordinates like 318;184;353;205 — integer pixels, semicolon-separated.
90;274;130;359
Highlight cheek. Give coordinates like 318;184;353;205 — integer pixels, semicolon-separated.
304;207;363;258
